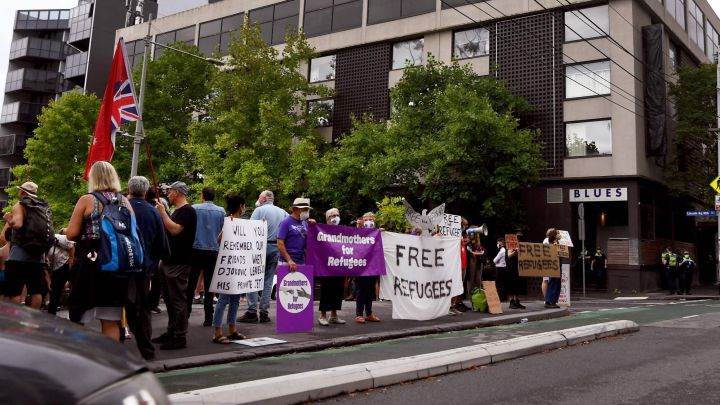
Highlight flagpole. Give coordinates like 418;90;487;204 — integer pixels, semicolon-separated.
130;14;152;179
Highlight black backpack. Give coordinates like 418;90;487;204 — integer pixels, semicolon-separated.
16;196;55;255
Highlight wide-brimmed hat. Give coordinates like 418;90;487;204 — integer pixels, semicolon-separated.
17;181;38;198
291;197;312;210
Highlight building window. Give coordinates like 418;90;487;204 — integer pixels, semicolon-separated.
564;5;609;42
453;27;489;59
154;26;196;59
666;0;686;29
304;0;362;38
367;0;435;25
249;0;299;45
309;55;336;82
392;38;424;70
566;119;612;157
707;25;719;60
308;99;334;126
688;1;705;51
565;61;611;99
669;42;678;73
199;13;243;56
127;39;146;69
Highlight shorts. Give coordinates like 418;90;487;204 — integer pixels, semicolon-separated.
3;261;46;297
79;307;123;323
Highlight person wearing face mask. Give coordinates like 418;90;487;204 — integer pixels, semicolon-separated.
317;208;347;326
277;198;313;275
355;212;381;324
239;190;288;324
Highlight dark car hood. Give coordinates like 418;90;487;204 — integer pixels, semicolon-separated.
0;302;146;404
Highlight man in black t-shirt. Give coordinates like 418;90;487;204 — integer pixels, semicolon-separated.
151;181;197;350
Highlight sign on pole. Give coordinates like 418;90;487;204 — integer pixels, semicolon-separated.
711;176;720;193
209;218;267;295
518;242;561;278
558;264;571;307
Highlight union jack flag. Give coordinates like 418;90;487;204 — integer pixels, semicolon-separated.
85;38;139;179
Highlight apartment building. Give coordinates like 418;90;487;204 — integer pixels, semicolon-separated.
116;0;720;291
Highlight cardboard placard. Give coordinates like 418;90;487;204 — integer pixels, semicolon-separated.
505;234;519;251
209;218;267;295
557;244;570;258
482;281;503;314
437;213;462;237
557;230;574;247
559;264;570;307
518;242;561;278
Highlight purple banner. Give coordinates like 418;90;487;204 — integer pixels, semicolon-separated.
306;223;386;277
276;264;314;334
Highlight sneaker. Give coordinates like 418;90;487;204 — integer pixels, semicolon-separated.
544;303;560;309
159;337;186;350
355;316;366;324
259;313;271;323
448;309;457;316
329;317;346;324
454;303;468;312
237;312;259;323
509;300;521;309
151;332;172;344
318;317;329;326
515;300;526;309
365;315;381;322
150;307;162;314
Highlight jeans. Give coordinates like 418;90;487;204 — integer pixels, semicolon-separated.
213;293;241;328
246;244;279;316
545;276;561;304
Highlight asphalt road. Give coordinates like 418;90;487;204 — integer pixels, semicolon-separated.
158;299;720;395
320;301;720;405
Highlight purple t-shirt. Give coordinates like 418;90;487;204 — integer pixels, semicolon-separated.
277;216;308;264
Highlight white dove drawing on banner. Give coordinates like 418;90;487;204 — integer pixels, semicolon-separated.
403;201;445;236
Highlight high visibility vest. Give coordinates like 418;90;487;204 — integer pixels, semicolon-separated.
668;253;678;267
661;252;670;266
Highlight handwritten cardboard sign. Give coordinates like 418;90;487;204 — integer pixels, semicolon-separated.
505;234;519;251
518;242;561;278
437;214;462;237
209;218;267;295
557;244;570;258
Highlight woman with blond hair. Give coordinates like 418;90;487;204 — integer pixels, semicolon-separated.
64;161;135;341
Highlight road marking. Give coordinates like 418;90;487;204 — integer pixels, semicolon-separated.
614;297;648;301
682;315;699;319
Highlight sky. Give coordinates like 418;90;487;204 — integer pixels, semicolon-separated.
2;0;720;108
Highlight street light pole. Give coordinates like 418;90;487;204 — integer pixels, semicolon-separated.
716;51;720;289
129;14;152;179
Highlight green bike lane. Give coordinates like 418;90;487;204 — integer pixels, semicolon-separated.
158;300;720;394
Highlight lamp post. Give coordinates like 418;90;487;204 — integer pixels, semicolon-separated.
129;15;224;178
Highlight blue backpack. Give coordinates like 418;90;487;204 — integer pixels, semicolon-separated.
93;192;145;273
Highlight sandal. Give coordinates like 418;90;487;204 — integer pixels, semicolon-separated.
212;336;231;344
227;332;247;341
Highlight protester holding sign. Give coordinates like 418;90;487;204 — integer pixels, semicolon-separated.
211;195;249;344
543;228;561;308
317;208;347;326
277;198;313;273
355;212;381;324
505;231;526;309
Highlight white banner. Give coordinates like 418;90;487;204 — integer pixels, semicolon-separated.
380;232;463;321
209;218;267;295
559;264;570;307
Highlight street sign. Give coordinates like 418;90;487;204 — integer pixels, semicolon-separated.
711;176;720;193
715;195;720;211
578;203;585;241
686;211;718;217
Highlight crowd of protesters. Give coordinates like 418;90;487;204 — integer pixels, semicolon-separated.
4;160;682;361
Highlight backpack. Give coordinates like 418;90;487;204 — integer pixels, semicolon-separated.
93;192;144;273
471;287;488;312
16;196;55;255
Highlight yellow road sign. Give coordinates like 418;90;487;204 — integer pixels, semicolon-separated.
711;176;720;193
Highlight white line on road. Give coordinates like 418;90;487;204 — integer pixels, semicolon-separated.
682;315;699;319
614;297;649;301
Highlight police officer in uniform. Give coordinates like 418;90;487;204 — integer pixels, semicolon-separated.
668;249;680;295
661;247;672;295
679;251;696;295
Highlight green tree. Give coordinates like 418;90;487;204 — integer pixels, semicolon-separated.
667;63;717;205
10;92;101;226
310;57;544;227
186;23;332;204
375;196;411;232
115;42;215;187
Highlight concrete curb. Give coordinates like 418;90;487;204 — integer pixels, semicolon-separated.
169;319;638;405
151;307;570;373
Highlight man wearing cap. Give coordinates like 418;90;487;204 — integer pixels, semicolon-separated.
152;181;197;350
238;190;288;323
3;182;49;309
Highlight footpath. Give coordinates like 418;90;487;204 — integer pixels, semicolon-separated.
145;299;568;372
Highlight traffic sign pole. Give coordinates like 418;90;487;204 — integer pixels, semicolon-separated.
578;203;586;298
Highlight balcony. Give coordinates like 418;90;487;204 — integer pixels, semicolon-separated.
0;102;43;125
9;37;64;62
0;135;27;157
15;9;70;31
64;51;88;85
5;68;61;94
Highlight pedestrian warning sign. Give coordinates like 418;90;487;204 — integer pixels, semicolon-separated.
711;176;720;193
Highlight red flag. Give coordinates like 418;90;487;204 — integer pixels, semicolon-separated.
84;38;139;179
